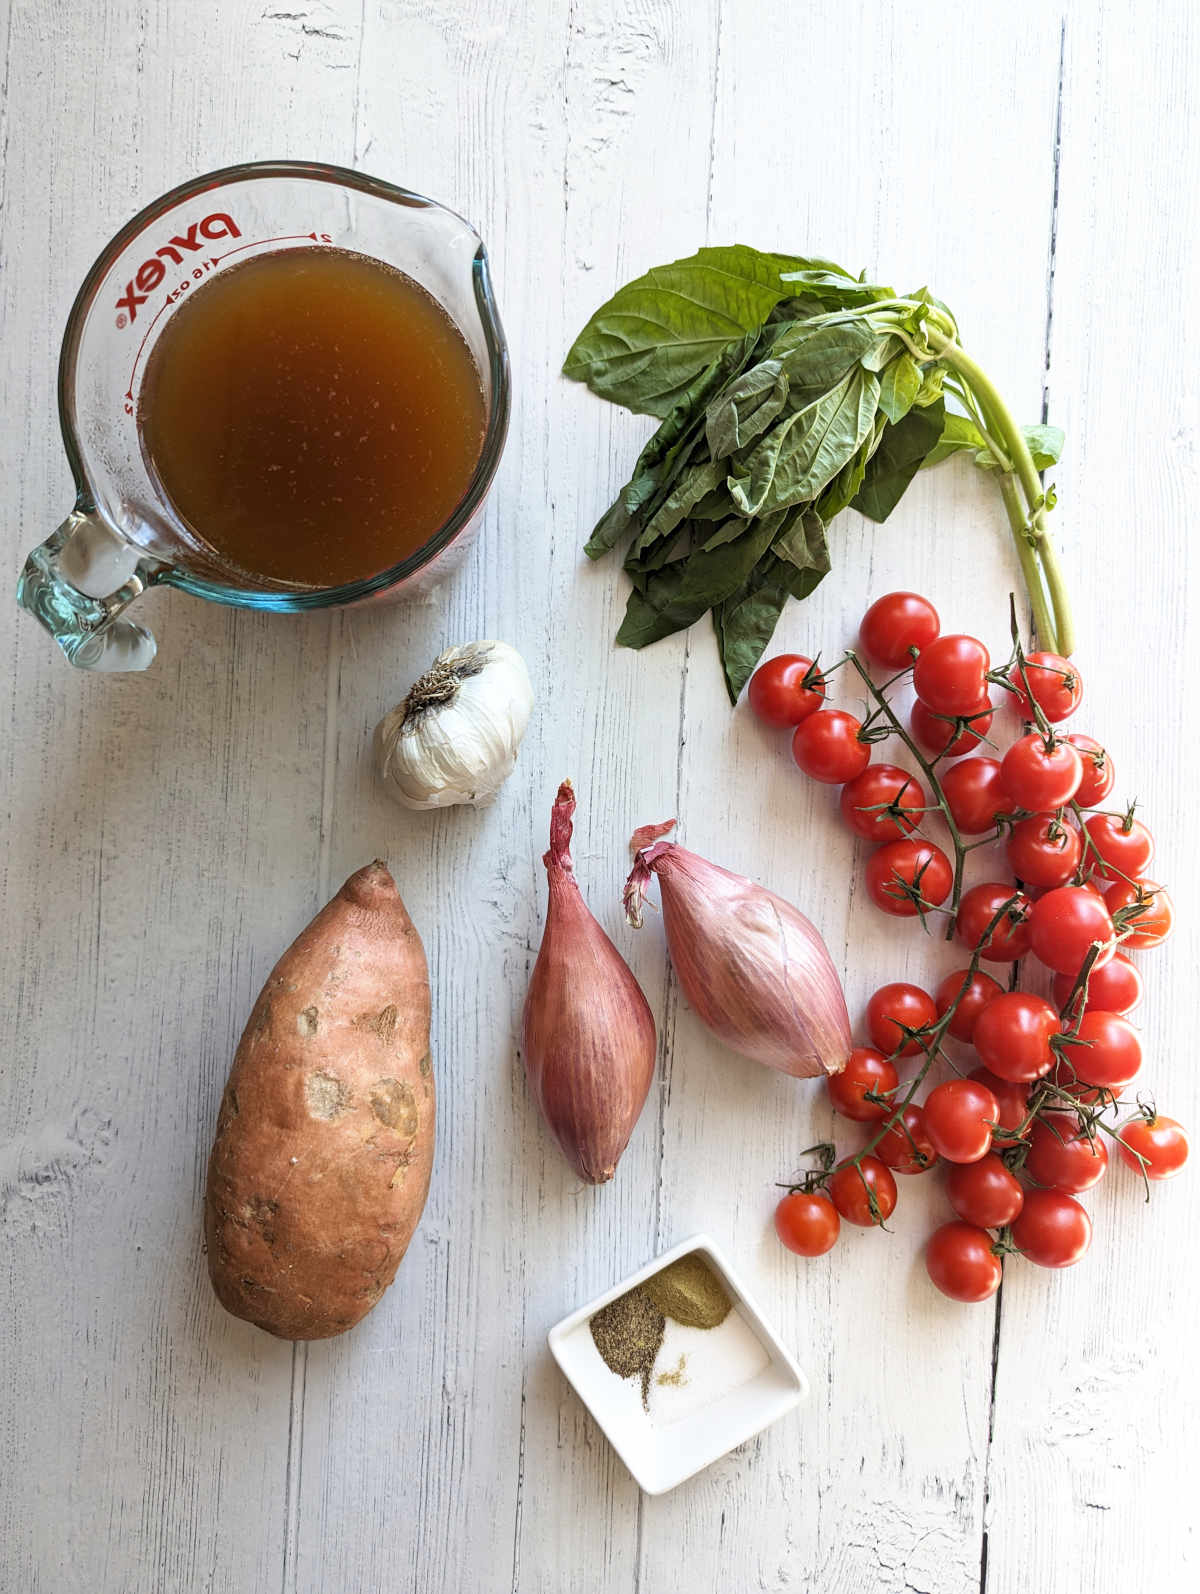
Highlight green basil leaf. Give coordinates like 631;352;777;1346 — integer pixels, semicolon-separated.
920;410;988;470
729;366;881;516
564;246;823;417
815;417;885;520
773;318;881;393
628;460;725;558
877;352;923;424
1022;423;1065;469
852;396;946;521
777;262;897;308
616;512;783;649
705;360;788;460
713;555;794;704
773;505;830;580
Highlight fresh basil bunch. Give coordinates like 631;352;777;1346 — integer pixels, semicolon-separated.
565;247;1068;702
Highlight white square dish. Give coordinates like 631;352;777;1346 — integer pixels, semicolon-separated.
548;1232;808;1494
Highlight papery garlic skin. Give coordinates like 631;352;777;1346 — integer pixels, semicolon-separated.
375;640;533;810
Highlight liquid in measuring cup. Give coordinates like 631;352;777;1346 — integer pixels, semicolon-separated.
137;246;487;588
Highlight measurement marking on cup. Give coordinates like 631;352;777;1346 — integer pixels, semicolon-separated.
121;232;334;412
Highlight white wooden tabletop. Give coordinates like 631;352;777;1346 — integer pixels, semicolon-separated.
2;2;1197;1590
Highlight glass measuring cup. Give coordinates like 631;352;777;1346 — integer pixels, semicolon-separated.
16;160;510;671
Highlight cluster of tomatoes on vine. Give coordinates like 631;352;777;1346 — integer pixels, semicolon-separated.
748;590;1188;1304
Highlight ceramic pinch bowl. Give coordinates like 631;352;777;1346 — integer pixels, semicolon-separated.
548;1233;807;1494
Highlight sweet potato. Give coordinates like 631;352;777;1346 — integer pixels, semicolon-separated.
204;861;433;1339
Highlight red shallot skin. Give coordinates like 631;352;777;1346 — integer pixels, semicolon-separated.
626;825;851;1079
522;782;657;1184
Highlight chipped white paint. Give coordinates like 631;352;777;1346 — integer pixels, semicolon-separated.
0;1;1197;1591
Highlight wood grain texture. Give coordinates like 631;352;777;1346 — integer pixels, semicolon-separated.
0;1;1195;1591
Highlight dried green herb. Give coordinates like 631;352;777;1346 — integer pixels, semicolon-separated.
565;247;1070;702
642;1254;731;1330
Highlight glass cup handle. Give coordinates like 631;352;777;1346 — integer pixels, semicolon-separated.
16;510;162;671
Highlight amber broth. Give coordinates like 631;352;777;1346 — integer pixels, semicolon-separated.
137;246;486;587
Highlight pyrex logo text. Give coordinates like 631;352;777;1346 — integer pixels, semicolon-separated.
116;213;241;323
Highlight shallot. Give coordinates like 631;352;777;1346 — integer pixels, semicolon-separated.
625;822;850;1079
522;782;657;1183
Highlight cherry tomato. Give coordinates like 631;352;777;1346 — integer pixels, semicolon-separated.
827;1047;899;1122
859;591;940;668
1104;878;1174;949
946;1155;1025;1228
865;839;953;918
941;757;1016;835
1116;1115;1189;1181
877;1105;939;1174
1067;735;1115;807
791;709;870;783
839;764;925;841
1006;812;1083;888
774;1190;841;1255
909;697;994;758
1028;886;1115;975
829;1156;898;1226
1008;652;1083;723
923;1078;999;1164
865;982;938;1057
1024;1112;1108;1192
934;968;1004;1042
1059;1010;1143;1090
1000;732;1083;810
748;654;827;728
969;1067;1030;1147
926;1222;1003;1303
913;634;991;717
1084;812;1154;882
955;882;1033;961
1011;1187;1092;1268
1052;952;1143;1019
972;991;1061;1082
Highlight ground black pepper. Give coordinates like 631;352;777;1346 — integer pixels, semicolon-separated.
589;1288;665;1409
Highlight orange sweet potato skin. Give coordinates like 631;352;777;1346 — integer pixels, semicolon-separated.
204;862;433;1340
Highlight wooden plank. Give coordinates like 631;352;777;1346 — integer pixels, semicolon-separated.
637;6;1066;1591
984;3;1200;1587
0;3;362;1590
287;2;720;1590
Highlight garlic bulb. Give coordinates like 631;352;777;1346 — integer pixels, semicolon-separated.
374;641;534;810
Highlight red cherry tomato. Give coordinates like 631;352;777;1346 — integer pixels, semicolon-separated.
829;1156;898;1226
909;697;994;758
865;839;953;918
877;1104;939;1174
1052;952;1143;1019
923;1078;999;1164
748;654;827;728
1029;886;1115;975
946;1155;1025;1228
858;591;940;668
1000;732;1083;810
973;991;1061;1082
1059;1010;1142;1090
934;968;1004;1042
774;1190;841;1256
913;634;991;717
926;1222;1003;1303
1025;1112;1109;1192
1006;812;1083;888
941;757;1016;835
955;882;1033;961
826;1047;899;1123
839;764;925;841
865;982;938;1057
1067;735;1115;807
1084;812;1154;882
969;1067;1030;1147
1104;878;1174;949
791;709;870;783
1116;1115;1189;1181
1008;652;1083;723
1011;1188;1092;1268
